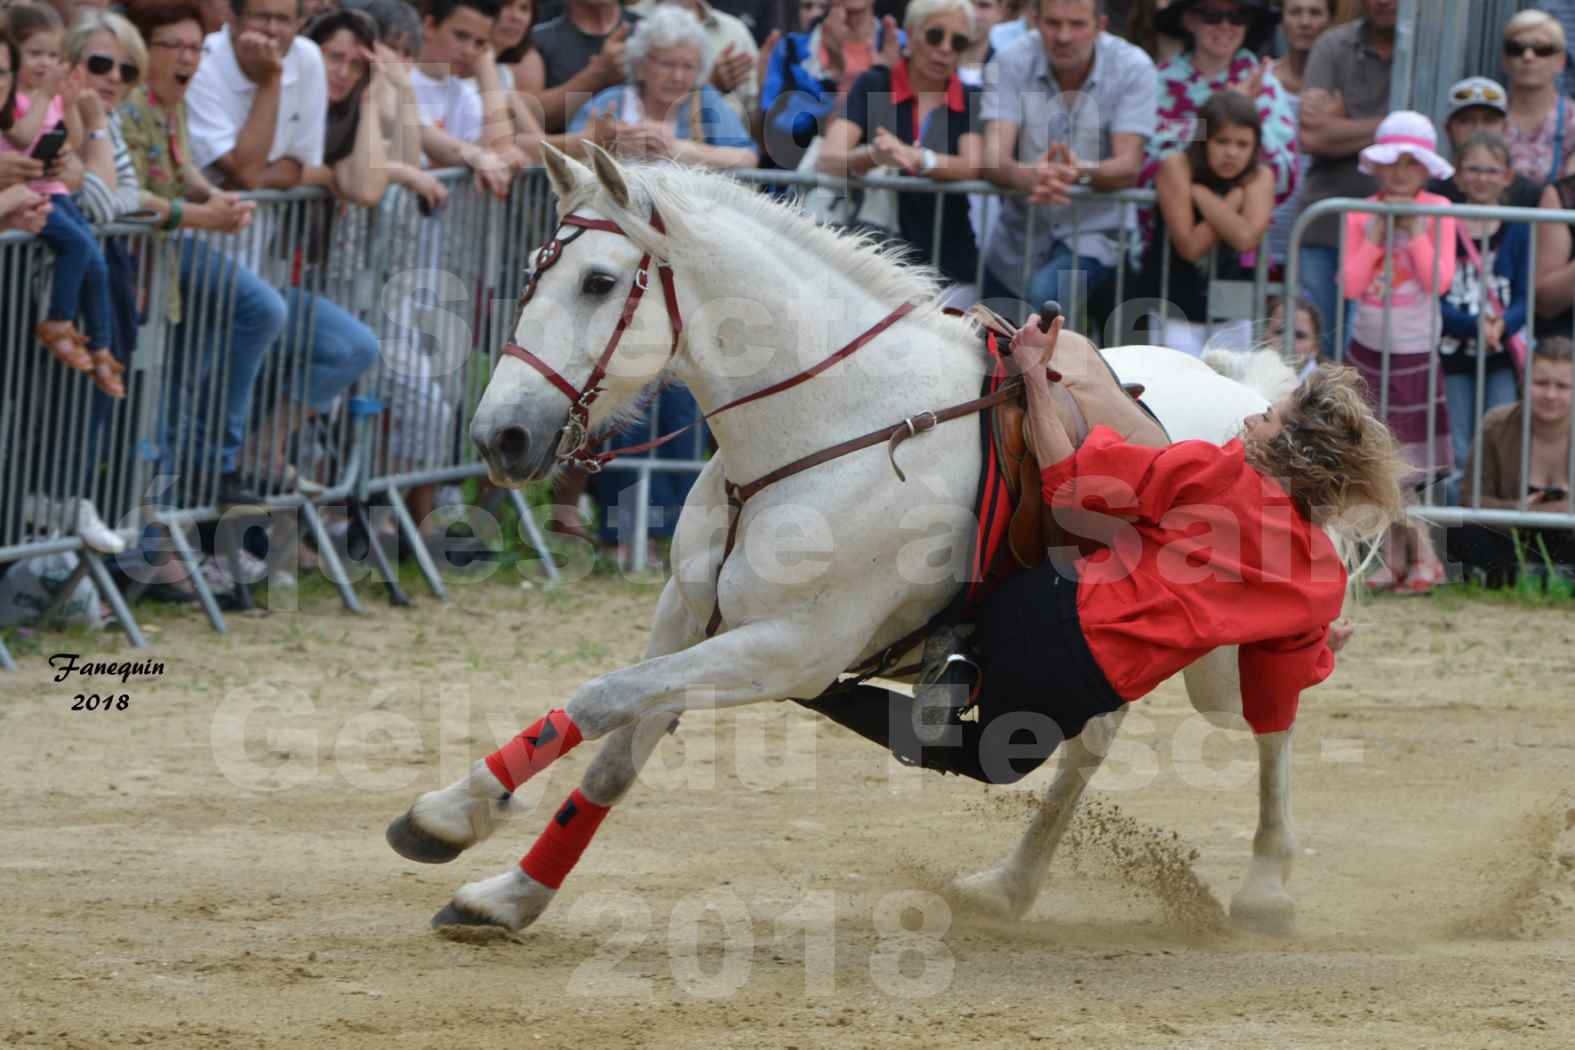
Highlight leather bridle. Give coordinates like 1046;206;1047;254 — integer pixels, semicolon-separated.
500;210;684;473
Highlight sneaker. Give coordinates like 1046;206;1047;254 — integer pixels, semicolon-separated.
218;472;268;509
74;497;127;555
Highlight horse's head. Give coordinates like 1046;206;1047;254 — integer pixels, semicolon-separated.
473;144;683;485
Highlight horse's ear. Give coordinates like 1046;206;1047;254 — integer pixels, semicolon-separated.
541;143;591;203
584;143;633;212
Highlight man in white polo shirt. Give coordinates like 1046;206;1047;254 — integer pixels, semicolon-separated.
185;0;380;459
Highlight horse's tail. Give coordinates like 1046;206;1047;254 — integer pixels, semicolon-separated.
1200;346;1300;405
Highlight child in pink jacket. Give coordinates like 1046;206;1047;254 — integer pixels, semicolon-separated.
1341;110;1457;594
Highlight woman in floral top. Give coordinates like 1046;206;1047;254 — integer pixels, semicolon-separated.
1501;10;1575;183
119;0;283;512
1140;0;1297;208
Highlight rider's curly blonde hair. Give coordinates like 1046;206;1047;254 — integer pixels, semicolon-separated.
1244;366;1409;540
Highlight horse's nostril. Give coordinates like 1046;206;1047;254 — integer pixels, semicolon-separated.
496;425;530;462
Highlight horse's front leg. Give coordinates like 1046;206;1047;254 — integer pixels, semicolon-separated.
427;577;708;931
951;706;1128;918
413;618;852;931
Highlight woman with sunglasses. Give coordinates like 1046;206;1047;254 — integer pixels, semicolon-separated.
1141;0;1297;226
64;9;144;229
817;0;982;299
1501;10;1575;183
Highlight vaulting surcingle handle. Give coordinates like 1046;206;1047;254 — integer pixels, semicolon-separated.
1036;300;1063;334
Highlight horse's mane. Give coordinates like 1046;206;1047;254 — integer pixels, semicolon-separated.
573;162;953;317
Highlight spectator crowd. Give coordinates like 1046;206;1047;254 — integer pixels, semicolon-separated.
1;0;1573;600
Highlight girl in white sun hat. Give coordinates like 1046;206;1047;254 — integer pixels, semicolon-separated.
1341;109;1459;595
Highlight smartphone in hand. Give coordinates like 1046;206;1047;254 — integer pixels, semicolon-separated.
31;122;69;163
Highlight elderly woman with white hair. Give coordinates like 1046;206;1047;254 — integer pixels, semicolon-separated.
1501;9;1575;182
567;5;757;170
818;0;983;297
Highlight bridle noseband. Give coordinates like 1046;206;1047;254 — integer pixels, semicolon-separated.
501;209;683;473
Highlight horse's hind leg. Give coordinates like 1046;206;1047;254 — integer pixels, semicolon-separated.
1181;649;1298;934
950;707;1127;918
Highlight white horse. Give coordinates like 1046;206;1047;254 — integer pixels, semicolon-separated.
390;145;1308;935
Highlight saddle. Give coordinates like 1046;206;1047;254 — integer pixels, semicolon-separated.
966;306;1170;569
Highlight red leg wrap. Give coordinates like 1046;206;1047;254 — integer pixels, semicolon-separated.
519;789;611;890
484;709;583;793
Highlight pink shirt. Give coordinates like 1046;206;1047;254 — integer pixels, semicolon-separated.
1341;191;1457;356
1;93;68;196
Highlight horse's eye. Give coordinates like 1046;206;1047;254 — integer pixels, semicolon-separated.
582;272;618;296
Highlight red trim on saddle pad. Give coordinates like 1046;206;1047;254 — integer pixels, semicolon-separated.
966;333;1015;607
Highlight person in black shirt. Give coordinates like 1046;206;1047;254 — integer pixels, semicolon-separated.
817;0;983;295
520;0;639;130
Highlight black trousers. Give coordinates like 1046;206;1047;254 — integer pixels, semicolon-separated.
797;563;1125;784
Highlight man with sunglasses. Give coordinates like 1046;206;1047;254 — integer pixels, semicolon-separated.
1428;77;1544;212
1294;0;1395;363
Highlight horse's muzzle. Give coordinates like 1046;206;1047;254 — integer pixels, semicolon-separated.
473;419;544;486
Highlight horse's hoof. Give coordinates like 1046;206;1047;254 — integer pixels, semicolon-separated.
387;761;509;862
1229;891;1296;936
949;864;1029;919
431;900;510;930
386;811;467;863
432;869;555;934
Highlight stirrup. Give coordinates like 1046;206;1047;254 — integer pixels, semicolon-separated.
913;631;981;746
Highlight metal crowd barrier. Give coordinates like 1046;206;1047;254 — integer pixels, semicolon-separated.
1285;197;1575;534
5;166;1438;670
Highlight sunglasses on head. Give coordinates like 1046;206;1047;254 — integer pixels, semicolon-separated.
85;53;139;84
1503;40;1561;59
1196;7;1254;27
1451;83;1504;104
923;26;971;53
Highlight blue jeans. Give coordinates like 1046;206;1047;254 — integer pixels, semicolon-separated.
169;239;287;474
38;195;113;349
279;288;380;412
1297;243;1356;362
1445;364;1519;476
1025;247;1115;323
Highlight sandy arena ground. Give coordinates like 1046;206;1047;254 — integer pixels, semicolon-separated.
2;571;1573;1049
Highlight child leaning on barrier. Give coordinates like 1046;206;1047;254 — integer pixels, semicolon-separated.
1;4;122;399
1340;109;1457;595
1135;90;1274;357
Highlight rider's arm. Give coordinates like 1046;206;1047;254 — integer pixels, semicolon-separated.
1238;627;1335;734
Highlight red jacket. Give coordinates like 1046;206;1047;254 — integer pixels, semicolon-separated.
1040;427;1347;733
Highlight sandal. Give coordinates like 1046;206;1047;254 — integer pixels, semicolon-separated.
89;348;126;399
1396;559;1446;596
1363;563;1401;594
36;320;94;373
